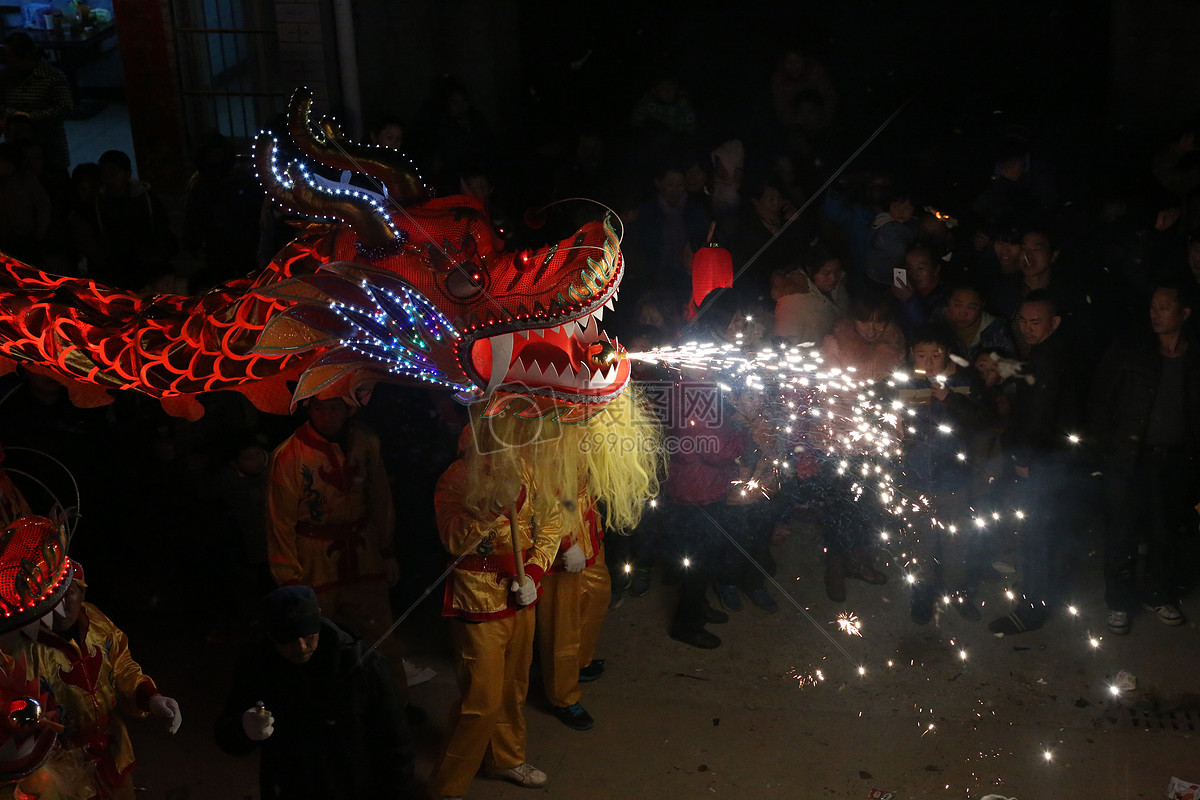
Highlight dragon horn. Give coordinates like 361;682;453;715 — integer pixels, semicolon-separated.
288;87;429;205
253;134;400;251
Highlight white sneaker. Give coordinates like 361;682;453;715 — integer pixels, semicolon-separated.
1144;602;1185;626
488;762;548;788
1106;609;1130;635
403;659;437;687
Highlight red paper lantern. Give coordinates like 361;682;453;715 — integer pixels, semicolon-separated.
691;243;733;308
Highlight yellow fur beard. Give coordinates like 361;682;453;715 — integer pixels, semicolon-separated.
462;386;664;532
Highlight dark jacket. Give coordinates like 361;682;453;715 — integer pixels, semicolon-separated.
895;370;989;492
1006;332;1083;466
1089;335;1200;472
214;619;417;800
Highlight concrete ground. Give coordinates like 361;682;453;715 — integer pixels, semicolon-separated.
119;514;1200;800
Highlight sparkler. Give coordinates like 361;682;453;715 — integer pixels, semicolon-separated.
836;611;863;637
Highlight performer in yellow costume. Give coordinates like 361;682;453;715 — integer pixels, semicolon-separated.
25;565;180;800
267;395;408;703
429;429;564;798
429;390;662;800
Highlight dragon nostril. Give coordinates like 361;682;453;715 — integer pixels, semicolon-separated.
587;341;623;368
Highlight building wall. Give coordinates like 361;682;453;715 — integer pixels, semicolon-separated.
274;0;338;110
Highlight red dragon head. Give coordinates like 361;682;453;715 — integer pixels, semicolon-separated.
249;88;631;419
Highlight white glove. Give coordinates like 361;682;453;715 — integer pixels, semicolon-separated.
561;544;586;573
149;694;182;734
383;557;400;587
242;702;274;741
510;576;537;606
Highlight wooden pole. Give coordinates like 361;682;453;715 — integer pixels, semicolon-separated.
509;506;526;584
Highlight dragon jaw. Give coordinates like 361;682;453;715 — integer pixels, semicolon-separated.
472;296;630;403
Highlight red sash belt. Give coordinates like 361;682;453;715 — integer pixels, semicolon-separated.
454;552;519;575
296;520;366;582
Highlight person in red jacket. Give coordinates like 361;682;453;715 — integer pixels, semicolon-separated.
660;381;748;649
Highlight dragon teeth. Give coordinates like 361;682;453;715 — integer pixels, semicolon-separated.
603;296;615;312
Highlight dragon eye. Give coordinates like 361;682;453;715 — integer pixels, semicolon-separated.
7;698;41;730
446;266;485;300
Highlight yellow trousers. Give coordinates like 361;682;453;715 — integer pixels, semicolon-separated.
536;544;611;707
317;580;408;705
429;609;535;797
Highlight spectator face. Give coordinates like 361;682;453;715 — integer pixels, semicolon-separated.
994;238;1021;270
910;342;948;375
946;289;983;329
1187;241;1200;284
374;123;403;149
308;397;352;439
781;51;808;78
654;170;686;207
651;78;680;104
724;312;761;345
904;250;938;291
1019;232;1056;278
235;445;269;476
98;163;129;195
1017;300;1059;345
973;353;1003;387
853;313;888;342
811;259;842;294
684;163;708;194
72;175;98;206
1150;288;1190;336
889;197;913;224
733;387;764;416
996;155;1027;182
273;633;320;665
446;90;470;123
753;186;785;223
